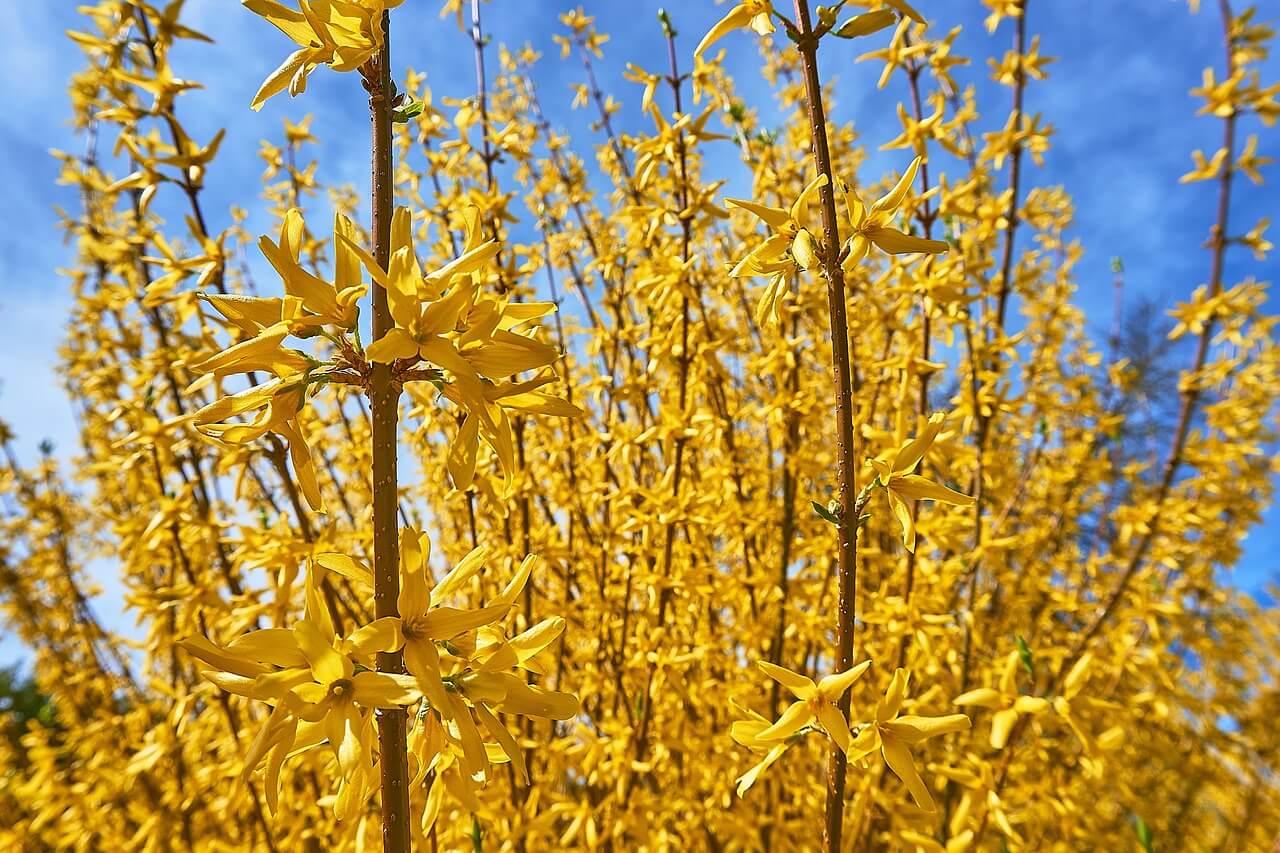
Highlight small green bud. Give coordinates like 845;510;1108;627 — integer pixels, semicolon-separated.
811;499;842;526
1016;635;1035;680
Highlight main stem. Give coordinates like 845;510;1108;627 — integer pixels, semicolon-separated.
791;2;859;850
367;12;410;852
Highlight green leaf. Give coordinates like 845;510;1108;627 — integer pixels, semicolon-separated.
1133;814;1153;853
811;500;842;526
471;815;483;852
391;94;424;124
1016;635;1035;680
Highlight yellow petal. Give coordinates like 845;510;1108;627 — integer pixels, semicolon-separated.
491;555;538;609
314;553;373;590
756;661;817;700
725;197;792;230
789;173;830;223
869;156;921;219
890;412;944;475
756;700;815;741
226;629;307;669
293;619;350;684
277;418;324;513
893;474;975;506
249;47;310;111
430;545;488;605
989;707;1019;749
887;488;916;552
694;5;754;57
868;226;950;255
497;678;580;720
420;604;509;639
509;617;566;664
190;322;288;375
178;635;269;677
447;414;479;491
878;668;910;721
882;734;934;811
365;327;420;363
816;702;853;752
473;702;527;785
882;713;971;744
735;743;788;797
351;671;420;708
952;687;1002;709
345;617;405;657
817;660;873;700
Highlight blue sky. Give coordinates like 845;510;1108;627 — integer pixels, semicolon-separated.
0;0;1276;664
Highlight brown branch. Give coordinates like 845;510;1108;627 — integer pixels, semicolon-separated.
363;13;410;851
791;3;861;850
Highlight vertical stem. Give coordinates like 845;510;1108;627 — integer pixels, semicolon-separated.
790;2;859;850
366;12;410;852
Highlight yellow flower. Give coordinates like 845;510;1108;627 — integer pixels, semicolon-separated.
754;659;872;751
255;208;366;330
1237;134;1273;184
847;669;971;811
726;174;828;324
838;156;949;271
346;207;559;402
728;700;791;797
179;597;419;817
953;650;1050;749
694;0;775;57
243;0;407;110
726;174;828;277
1179;147;1228;183
1051;653;1124;756
437;370;583;492
869;412;975;552
193;383;325;512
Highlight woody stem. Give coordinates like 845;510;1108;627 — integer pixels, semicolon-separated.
366;12;410;853
792;2;860;851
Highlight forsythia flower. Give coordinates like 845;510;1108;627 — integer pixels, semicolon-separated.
838;156;950;271
869;412;975;552
754;659;872;751
182;528;578;818
953;650;1050;749
179;586;420;818
1179;147;1228;183
189;208;373;513
725;173;828;324
694;0;775;57
729;701;792;797
244;0;407;109
847;669;971;811
1051;653;1124;756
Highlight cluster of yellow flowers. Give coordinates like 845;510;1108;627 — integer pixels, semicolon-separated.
0;0;1276;850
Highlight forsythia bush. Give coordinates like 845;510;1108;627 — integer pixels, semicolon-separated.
1;0;1277;849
